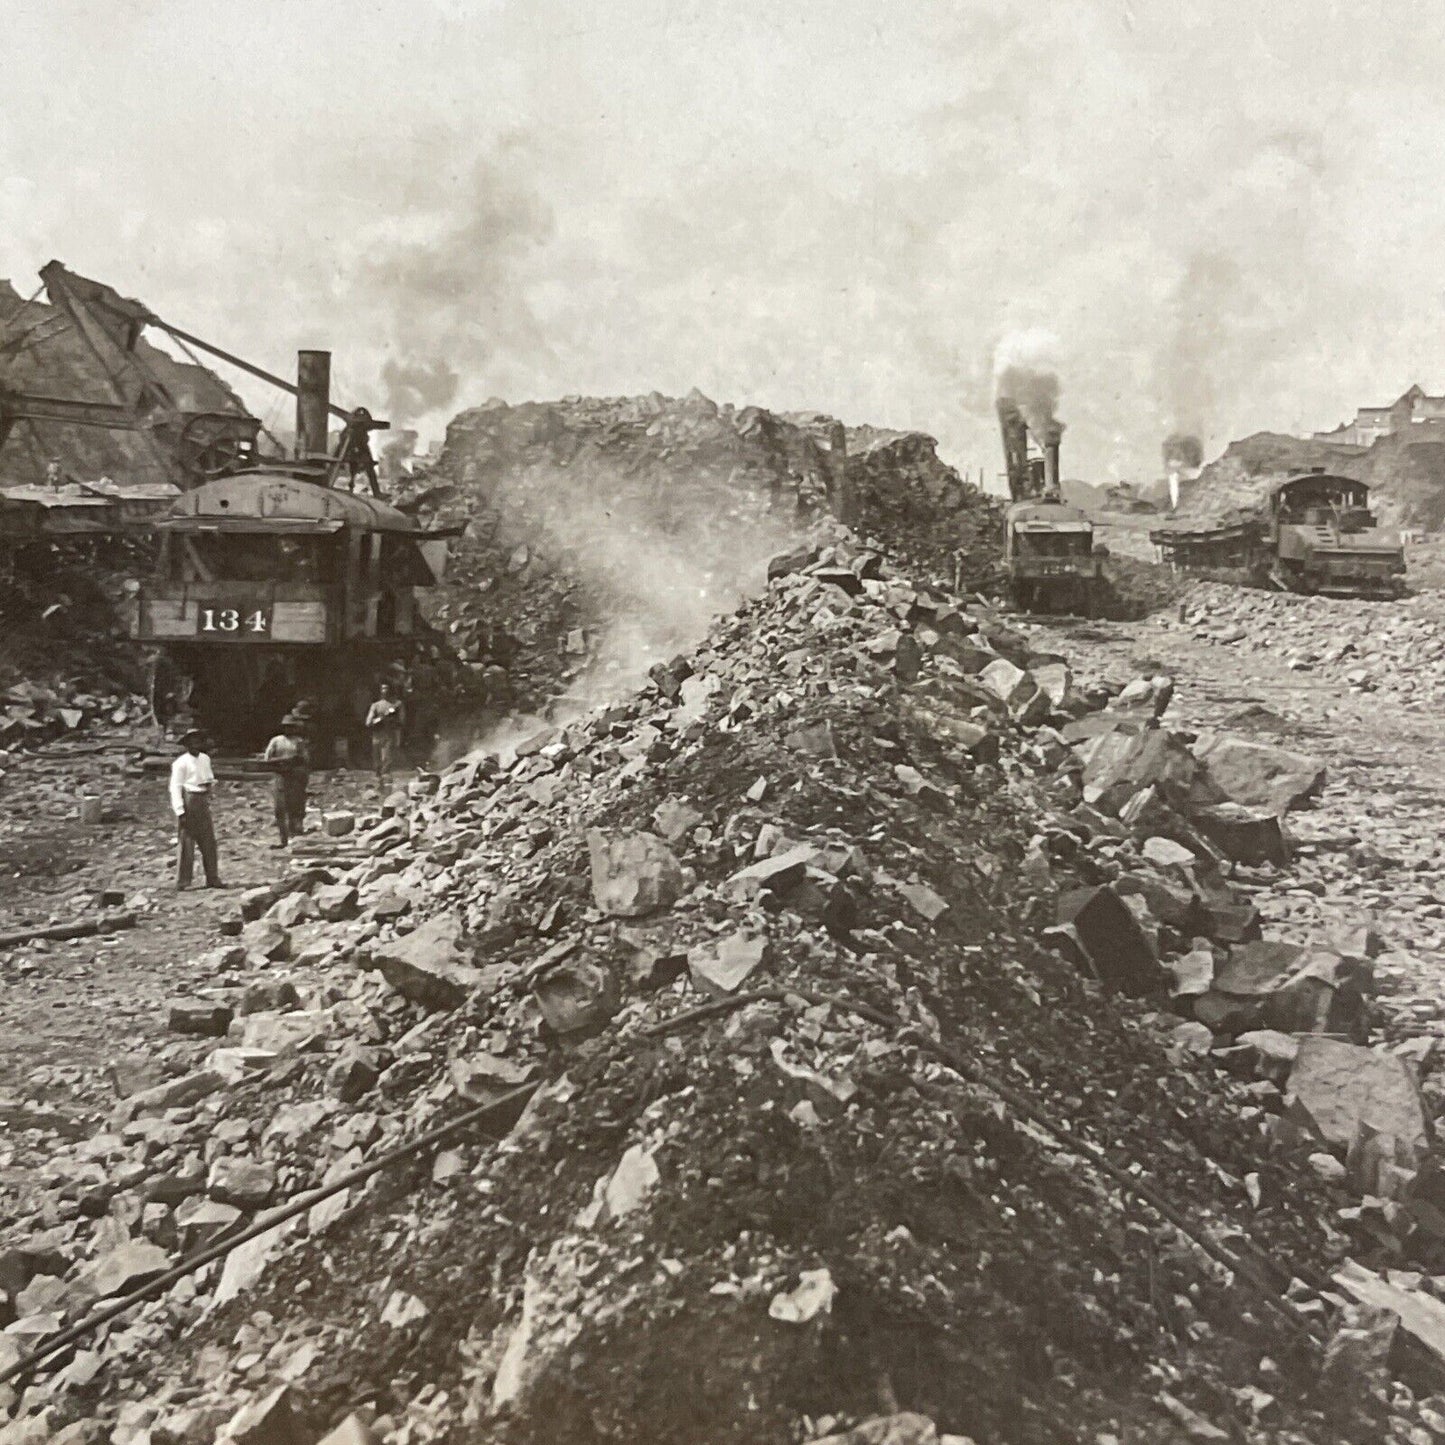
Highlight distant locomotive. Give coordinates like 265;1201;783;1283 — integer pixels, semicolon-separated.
1152;470;1407;599
997;400;1102;615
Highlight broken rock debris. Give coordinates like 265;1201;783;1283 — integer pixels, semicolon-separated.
3;525;1444;1445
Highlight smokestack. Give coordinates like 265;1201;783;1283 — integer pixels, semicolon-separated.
296;350;331;459
1042;423;1062;499
826;419;856;528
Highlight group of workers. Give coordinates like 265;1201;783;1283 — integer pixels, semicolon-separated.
167;680;407;890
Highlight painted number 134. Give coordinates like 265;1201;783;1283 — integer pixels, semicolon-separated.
200;608;268;633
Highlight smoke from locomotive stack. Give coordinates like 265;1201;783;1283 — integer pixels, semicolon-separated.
994;328;1064;441
1162;432;1203;471
1162;432;1203;511
996;364;1061;440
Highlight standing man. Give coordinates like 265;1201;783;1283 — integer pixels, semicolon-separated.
365;680;406;789
262;711;310;847
170;726;222;889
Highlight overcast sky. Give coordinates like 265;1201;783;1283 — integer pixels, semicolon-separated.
4;0;1444;483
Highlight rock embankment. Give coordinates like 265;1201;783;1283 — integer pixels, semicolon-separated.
413;393;998;722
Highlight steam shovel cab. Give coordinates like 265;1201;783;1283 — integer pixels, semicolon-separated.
0;262;458;752
125;471;449;751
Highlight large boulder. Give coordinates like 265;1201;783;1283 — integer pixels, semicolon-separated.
269;891;315;929
1053;885;1165;996
240;917;291;962
1334;1262;1445;1372
114;1067;224;1123
1163;943;1215;998
75;1240;170;1301
1032;661;1073;710
689;931;770;995
1189;803;1291;866
369;912;486;1011
587;830;685;917
532;958;619;1035
313;882;359;921
1193;733;1326;814
1113;870;1200;931
904;697;1000;763
1193;890;1263;944
978;658;1035;709
239;885;278;923
207;1155;277;1208
926;633;997;675
1191;940;1371;1037
724;846;816;900
1289;1037;1432;1154
1110;674;1174;717
1077;728;1223;816
222;1387;305;1445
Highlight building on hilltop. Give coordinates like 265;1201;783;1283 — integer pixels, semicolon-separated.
1314;384;1445;447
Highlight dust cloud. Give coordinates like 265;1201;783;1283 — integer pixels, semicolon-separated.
513;461;802;688
433;433;811;762
381;360;459;427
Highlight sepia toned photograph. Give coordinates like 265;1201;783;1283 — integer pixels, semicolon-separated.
2;3;1444;1442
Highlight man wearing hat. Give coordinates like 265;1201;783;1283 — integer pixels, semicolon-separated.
169;725;223;888
262;710;311;847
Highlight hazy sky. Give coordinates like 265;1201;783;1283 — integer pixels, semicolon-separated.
4;0;1445;483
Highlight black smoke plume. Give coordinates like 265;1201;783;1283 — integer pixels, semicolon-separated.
1162;432;1203;469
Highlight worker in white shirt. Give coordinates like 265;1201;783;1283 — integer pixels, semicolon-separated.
169;726;223;889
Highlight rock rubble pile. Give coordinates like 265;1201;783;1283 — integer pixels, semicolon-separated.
7;535;1445;1444
1172;583;1445;713
0;550;151;742
0;684;148;752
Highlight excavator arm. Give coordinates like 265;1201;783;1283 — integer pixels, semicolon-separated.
41;261;387;430
0;384;149;465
